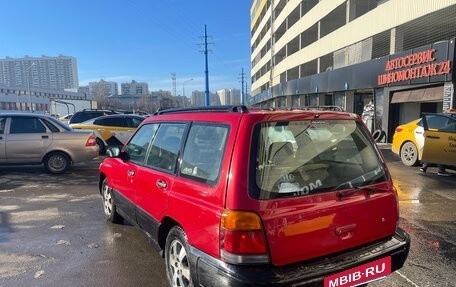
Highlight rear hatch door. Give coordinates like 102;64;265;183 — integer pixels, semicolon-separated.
251;117;399;266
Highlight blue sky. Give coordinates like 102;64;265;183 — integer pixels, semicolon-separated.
0;0;252;94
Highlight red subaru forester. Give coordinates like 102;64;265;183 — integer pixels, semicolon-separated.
99;105;410;287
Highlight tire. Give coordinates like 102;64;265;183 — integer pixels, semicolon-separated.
96;138;106;155
400;141;419;166
44;152;70;174
101;178;123;223
372;129;386;143
165;226;193;287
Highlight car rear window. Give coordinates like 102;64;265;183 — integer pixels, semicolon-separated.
250;119;387;199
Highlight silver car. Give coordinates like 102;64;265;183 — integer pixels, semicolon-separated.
0;113;99;174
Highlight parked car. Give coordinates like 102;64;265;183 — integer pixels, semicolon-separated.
58;113;73;124
99;105;410;287
0;113;98;173
68;109;120;125
392;112;456;166
70;114;146;154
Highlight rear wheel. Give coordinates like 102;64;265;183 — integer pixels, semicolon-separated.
165;226;193;287
44;152;70;174
101;178;122;223
400;141;419;166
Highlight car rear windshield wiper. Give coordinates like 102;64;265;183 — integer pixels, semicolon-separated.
336;185;389;198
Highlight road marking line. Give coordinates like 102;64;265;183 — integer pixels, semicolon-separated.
396;271;420;287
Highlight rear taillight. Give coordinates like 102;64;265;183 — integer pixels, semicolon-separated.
220;210;269;264
86;134;96;147
395;127;403;132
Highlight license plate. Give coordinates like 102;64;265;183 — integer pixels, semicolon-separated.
324;256;391;287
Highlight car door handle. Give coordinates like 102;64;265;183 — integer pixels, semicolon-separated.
42;135;49;139
156;179;168;189
426;135;440;139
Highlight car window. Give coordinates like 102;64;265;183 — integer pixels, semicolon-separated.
0;117;6;134
10;117;47;134
124;123;158;163
251;119;386;199
426;114;450;129
71;111;104;124
46;117;73;131
145;123;185;172
44;116;72;131
180;124;229;183
438;122;456;133
95;117;125;127
126;117;144;128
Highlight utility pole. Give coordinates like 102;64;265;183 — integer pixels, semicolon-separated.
199;25;213;106
171;73;176;97
239;68;246;105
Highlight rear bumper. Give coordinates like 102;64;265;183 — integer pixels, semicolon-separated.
69;147;99;163
190;227;410;287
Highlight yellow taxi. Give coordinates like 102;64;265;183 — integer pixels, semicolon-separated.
392;112;456;166
70;114;146;154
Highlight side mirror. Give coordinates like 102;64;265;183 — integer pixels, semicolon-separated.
106;147;121;158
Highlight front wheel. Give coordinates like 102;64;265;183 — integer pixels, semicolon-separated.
165;226;193;287
400;141;419;166
101;178;123;223
44;152;70;174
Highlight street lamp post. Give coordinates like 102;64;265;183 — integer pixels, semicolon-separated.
26;62;36;112
182;78;193;107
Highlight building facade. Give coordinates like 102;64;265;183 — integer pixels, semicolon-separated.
217;89;242;105
89;80;118;97
250;0;456;141
0;55;79;91
191;91;219;106
121;80;149;96
0;83;92;115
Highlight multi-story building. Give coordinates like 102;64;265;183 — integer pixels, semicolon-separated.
89;80;118;97
121;80;149;96
250;0;456;141
217;89;242;105
0;83;92;115
191;91;219;106
0;55;78;91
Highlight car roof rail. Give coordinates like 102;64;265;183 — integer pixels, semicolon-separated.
260;105;344;112
299;105;344;111
154;105;249;115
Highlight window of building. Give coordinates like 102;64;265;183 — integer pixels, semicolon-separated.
287;66;299;81
320;3;346;38
320;53;333;73
349;0;382;22
301;23;318;50
300;59;318;77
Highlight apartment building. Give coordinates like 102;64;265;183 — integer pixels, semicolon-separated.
250;0;456;140
89;79;118;97
217;88;242;105
121;80;149;96
0;55;78;91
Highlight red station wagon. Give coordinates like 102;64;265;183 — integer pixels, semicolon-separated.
99;105;410;287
